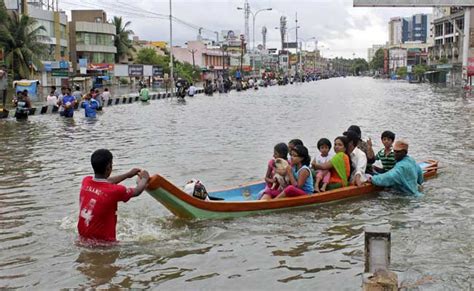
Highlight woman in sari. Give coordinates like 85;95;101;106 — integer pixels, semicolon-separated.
313;136;351;190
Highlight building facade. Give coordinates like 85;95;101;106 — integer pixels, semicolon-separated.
389;17;403;45
402;14;431;43
69;10;116;72
28;3;68;61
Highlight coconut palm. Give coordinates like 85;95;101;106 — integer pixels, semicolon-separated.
112;16;135;63
0;9;48;79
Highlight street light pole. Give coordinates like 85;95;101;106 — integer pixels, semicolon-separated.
169;0;174;94
239;6;271;78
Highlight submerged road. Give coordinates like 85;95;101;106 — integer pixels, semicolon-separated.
0;77;472;289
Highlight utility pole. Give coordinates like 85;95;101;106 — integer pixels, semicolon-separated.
244;0;250;50
295;12;299;79
189;49;197;67
169;0;174;94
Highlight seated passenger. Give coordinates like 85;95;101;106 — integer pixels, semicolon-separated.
313;136;351;190
346;125;375;173
367;130;396;173
260;143;289;200
311;138;334;192
288;138;304;164
275;145;314;199
344;130;368;186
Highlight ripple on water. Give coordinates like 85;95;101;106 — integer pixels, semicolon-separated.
0;78;473;289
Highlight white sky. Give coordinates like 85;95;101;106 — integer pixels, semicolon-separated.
60;0;432;59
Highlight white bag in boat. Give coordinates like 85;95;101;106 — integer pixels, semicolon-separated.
183;179;209;201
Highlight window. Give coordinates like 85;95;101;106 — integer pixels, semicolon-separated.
455;18;464;31
435;39;443;45
76;33;114;46
435;24;443;37
445;37;453;44
445;22;453;34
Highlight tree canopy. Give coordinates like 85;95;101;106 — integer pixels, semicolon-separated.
0;6;48;79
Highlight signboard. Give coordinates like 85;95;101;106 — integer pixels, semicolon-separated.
152;66;164;77
59;60;69;69
51;69;69;77
44;63;52;72
436;64;453;70
407;65;412;73
128;64;144;77
354;0;474;7
283;42;298;49
79;58;88;68
88;63;114;71
468;57;474;76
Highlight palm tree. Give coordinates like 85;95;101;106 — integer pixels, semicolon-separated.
0;9;48;79
112;16;135;63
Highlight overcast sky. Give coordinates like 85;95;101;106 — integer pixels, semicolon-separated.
60;0;432;59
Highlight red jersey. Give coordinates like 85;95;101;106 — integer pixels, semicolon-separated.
78;176;134;241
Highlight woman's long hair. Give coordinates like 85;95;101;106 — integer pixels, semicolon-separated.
292;145;311;167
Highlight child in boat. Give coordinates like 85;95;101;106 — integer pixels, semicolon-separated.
275;145;314;198
272;158;290;191
367;131;396;173
311;138;334;192
288;139;303;164
260;143;289;200
312;136;351;190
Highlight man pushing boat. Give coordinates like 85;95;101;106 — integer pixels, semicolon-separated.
368;139;424;196
77;149;150;242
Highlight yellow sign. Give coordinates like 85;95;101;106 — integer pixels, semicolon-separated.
150;41;168;49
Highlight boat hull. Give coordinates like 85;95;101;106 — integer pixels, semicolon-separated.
146;160;438;219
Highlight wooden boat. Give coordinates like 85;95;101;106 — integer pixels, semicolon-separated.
146;160;439;219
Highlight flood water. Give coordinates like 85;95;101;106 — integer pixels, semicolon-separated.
0;77;473;290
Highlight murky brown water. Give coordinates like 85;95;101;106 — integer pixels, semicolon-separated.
0;77;473;289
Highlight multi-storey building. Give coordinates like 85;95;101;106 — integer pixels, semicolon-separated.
389;17;403;45
28;2;68;61
69;10;116;72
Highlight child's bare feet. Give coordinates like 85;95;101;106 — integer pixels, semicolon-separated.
320;184;327;192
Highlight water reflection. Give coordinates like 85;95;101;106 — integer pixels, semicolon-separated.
76;249;120;287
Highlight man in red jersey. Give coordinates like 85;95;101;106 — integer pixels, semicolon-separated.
78;149;150;242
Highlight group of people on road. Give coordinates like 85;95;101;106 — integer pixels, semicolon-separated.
44;86;112;119
260;125;424;200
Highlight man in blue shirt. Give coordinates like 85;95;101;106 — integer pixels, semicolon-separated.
61;88;76;118
369;139;424;196
81;93;99;118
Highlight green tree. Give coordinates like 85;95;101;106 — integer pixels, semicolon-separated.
351;58;369;75
0;7;48;79
136;47;160;64
112;16;135;63
370;48;385;71
396;66;407;78
413;64;428;79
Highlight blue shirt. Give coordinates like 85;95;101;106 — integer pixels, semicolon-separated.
292;165;314;193
81;98;99;118
371;155;424;196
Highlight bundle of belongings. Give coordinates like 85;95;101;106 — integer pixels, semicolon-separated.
183;179;224;201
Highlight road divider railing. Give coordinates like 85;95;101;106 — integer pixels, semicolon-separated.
0;88;204;119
